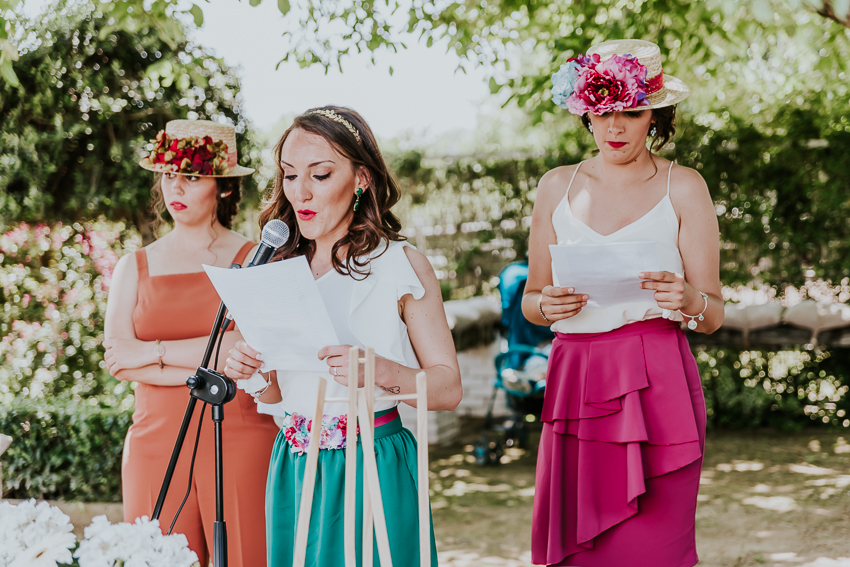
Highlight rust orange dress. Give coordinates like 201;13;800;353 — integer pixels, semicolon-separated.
123;243;279;567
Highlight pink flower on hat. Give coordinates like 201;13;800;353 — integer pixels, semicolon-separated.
562;53;649;115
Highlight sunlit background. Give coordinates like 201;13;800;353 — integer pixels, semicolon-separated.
2;0;850;565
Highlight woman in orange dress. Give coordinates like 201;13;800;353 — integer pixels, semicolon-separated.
103;120;279;566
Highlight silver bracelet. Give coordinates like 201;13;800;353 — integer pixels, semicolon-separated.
538;295;551;323
250;375;272;401
679;291;708;330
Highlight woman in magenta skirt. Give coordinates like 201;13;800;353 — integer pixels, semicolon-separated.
522;39;723;566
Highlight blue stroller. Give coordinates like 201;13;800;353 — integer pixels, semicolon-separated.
473;261;554;465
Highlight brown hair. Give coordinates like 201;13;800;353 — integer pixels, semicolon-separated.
150;174;242;231
258;105;404;277
581;105;677;153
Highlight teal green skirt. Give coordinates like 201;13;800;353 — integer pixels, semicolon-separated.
265;408;439;567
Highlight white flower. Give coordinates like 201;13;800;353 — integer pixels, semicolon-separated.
8;531;76;567
0;499;76;567
75;515;199;567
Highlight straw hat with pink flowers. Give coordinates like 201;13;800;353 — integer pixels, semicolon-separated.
551;39;691;116
139;119;255;177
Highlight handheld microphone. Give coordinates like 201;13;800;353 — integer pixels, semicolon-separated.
246;219;290;267
222;219;290;331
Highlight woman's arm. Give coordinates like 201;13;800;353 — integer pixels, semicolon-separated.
103;333;239;375
114;365;199;387
318;247;462;411
522;166;588;325
640;167;724;334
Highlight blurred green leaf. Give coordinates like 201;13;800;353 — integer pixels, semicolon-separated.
0;59;17;86
189;3;204;27
278;0;290;15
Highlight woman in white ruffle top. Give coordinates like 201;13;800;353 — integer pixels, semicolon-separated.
224;105;461;567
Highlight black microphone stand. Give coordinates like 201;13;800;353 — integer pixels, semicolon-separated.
151;264;240;567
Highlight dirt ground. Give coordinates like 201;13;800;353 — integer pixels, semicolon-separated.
49;419;850;566
431;419;850;567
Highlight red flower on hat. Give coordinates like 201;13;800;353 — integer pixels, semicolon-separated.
140;132;230;176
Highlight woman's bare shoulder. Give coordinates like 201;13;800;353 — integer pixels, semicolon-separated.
537;163;582;207
111;249;139;285
669;163;710;201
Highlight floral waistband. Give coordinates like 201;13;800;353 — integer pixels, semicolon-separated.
282;408;399;455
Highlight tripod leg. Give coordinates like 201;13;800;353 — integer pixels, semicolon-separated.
152;396;198;521
213;404;227;567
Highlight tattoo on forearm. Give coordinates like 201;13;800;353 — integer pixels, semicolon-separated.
380;385;401;394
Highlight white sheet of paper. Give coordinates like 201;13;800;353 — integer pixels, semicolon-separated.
549;241;660;309
203;256;339;372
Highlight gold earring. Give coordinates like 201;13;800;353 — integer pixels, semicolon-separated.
353;188;363;212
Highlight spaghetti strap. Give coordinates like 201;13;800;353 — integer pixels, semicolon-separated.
134;249;150;280
666;161;674;196
232;241;255;266
562;161;584;213
567;161;583;194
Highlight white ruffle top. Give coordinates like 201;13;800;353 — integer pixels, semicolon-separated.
257;240;424;419
549;161;685;334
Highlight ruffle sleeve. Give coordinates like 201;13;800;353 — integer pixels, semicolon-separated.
348;241;424;366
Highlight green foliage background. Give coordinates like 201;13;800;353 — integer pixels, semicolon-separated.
1;0;850;500
0;3;263;241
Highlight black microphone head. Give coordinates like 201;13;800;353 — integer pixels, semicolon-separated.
261;219;290;249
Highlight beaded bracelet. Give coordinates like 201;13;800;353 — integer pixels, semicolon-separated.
538;295;551;323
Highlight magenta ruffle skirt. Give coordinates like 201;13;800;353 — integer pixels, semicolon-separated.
531;318;706;567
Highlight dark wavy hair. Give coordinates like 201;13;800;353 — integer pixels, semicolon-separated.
581;105;677;153
258;105;404;277
150;174;242;231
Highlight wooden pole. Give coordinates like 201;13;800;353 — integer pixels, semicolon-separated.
358;389;393;567
344;347;360;566
362;347;376;565
416;372;430;567
292;377;327;567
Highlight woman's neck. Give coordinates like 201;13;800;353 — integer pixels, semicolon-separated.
167;219;226;251
596;149;657;185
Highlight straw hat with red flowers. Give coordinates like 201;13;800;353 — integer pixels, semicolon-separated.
139;119;255;177
551;39;691;116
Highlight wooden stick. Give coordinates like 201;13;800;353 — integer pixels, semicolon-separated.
361;347;376;566
293;377;327;567
358;389;393;567
416;372;430;567
344;348;360;567
327;393;418;403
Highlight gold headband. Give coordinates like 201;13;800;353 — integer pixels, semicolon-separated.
308;109;362;145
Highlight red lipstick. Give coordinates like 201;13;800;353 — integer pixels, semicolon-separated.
297;209;316;220
170;201;187;210
607;141;627;149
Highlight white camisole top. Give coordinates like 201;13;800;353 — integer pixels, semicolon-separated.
549;160;685;334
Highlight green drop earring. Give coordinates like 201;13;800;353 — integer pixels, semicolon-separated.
353;188;363;212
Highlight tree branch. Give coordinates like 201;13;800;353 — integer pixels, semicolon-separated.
815;0;850;28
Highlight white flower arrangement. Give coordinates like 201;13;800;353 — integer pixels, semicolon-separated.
0;499;76;567
0;500;199;567
74;515;199;567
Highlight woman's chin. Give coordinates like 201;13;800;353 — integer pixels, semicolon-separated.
601;147;643;164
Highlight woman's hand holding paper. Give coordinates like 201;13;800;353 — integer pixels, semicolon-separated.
638;271;692;311
224;340;266;381
539;286;588;322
